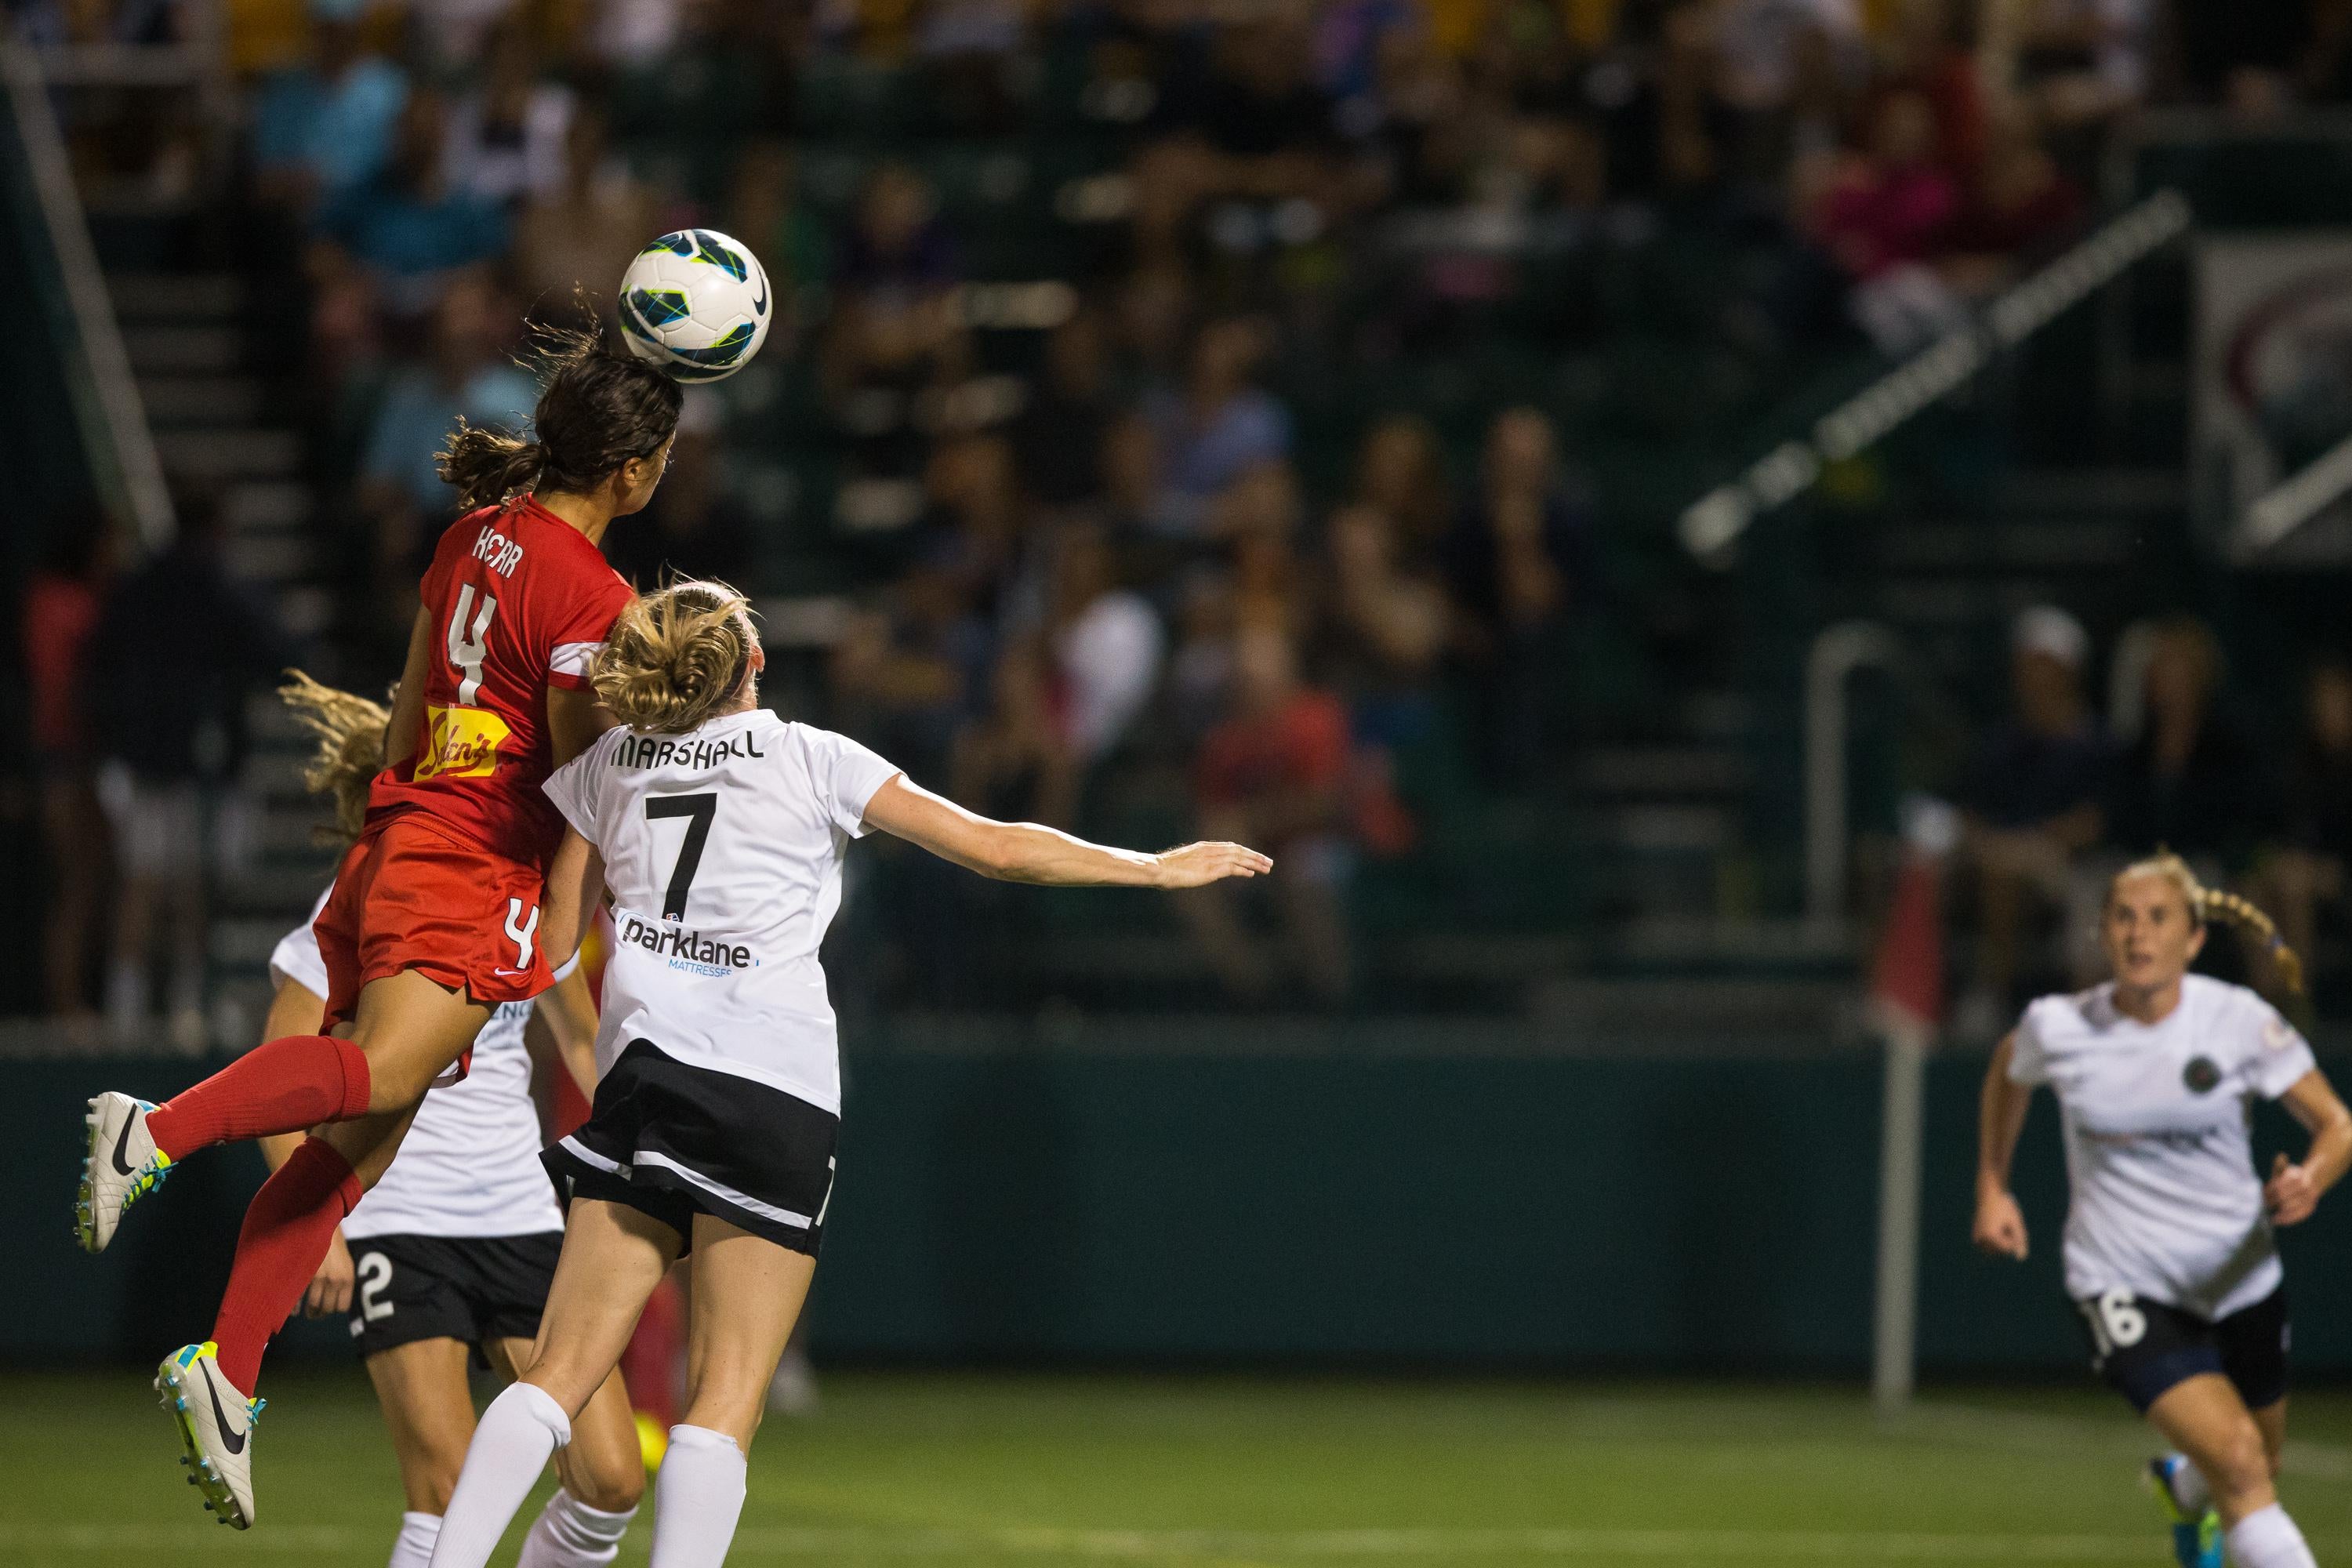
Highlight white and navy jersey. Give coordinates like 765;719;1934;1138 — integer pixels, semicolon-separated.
542;710;901;1113
270;894;563;1241
2009;975;2318;1319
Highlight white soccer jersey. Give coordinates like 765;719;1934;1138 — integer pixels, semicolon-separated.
270;895;563;1240
2008;975;2317;1319
542;710;901;1113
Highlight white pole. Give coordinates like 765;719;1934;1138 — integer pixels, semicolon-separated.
1873;1017;1931;1414
1804;622;1900;935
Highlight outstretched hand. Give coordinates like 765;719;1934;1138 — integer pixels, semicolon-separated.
2267;1152;2321;1226
1152;841;1273;889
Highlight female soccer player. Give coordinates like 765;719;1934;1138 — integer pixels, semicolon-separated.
1973;854;2352;1568
251;674;644;1567
78;328;680;1530
423;582;1269;1567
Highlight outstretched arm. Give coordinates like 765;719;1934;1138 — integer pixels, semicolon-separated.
2267;1068;2352;1226
860;775;1271;889
1973;1033;2035;1260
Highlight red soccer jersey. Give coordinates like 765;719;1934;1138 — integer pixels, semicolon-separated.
368;495;633;869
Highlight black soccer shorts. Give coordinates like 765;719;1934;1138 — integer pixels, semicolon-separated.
2075;1285;2289;1414
343;1231;564;1366
543;1038;839;1256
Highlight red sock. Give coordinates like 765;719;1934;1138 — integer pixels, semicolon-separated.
145;1035;372;1160
209;1138;364;1393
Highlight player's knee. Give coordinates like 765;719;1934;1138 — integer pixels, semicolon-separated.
407;1453;464;1515
571;1460;644;1515
2205;1421;2272;1505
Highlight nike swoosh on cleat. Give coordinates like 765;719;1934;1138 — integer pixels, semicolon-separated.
197;1364;246;1455
111;1111;139;1176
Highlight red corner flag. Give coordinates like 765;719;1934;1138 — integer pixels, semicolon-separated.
1867;797;1957;1036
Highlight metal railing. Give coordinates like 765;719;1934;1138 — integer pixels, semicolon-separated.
0;31;172;546
1681;191;2194;564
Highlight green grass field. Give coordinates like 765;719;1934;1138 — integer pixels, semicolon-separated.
4;1369;2350;1566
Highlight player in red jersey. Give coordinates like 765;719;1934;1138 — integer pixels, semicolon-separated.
75;329;682;1530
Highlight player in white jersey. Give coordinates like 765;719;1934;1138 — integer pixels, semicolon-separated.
424;582;1272;1568
1974;854;2351;1568
239;676;646;1568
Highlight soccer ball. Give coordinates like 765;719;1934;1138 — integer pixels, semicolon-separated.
616;230;772;383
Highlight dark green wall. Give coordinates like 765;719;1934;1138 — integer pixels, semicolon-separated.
14;1037;2350;1374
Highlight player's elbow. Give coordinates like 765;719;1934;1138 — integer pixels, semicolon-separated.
970;828;1029;881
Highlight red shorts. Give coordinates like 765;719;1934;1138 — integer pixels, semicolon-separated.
315;811;552;1046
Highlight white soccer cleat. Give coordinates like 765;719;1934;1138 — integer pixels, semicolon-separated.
156;1342;261;1530
77;1092;172;1254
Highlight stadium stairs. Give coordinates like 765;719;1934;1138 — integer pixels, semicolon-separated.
104;260;341;1049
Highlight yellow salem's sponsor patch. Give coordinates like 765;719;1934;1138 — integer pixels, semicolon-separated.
414;705;511;780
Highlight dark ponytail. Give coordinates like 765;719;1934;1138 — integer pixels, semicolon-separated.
438;321;684;511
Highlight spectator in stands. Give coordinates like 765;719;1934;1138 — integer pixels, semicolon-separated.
920;433;1028;612
824;163;968;481
2104;616;2275;869
1178;625;1354;1004
355;274;537;585
1945;104;2083;289
514;104;660;317
1808;88;1965;350
1351;415;1454;566
951;637;1077;827
829;546;993;782
314;88;510;326
1953;606;2109;1030
1045;521;1165;768
1155;10;1344;204
1011;310;1118;514
1316;503;1449;748
24;521;117;1046
249;0;408;216
1444;408;1594;785
2015;0;2151;122
2257;662;2352;984
444;20;573;210
727;140;831;339
85;491;297;1051
1142;317;1294;536
602;390;755;589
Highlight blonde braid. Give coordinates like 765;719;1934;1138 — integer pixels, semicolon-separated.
2198;888;2306;998
2112;851;2306;998
277;670;391;847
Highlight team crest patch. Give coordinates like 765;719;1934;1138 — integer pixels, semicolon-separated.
2183;1055;2222;1094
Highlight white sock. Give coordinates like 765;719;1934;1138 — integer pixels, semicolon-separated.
426;1382;572;1568
648;1425;748;1568
2225;1504;2318;1568
2165;1453;2213;1514
389;1512;441;1568
517;1488;637;1568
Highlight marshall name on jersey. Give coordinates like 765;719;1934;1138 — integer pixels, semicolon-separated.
2009;975;2318;1321
543;709;902;1116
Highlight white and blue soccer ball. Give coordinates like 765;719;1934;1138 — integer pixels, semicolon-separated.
617;230;771;383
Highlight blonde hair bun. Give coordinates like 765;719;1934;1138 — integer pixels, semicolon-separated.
591;579;756;735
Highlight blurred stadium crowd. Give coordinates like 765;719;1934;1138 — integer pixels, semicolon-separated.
12;0;2352;1040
